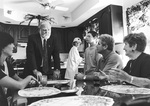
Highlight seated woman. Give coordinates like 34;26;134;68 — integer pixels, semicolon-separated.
108;32;150;87
0;32;36;106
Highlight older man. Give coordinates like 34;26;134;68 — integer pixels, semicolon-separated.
76;34;123;80
24;21;60;80
96;34;123;72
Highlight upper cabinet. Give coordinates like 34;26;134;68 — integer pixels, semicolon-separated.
0;22;83;53
79;5;124;43
0;23;38;43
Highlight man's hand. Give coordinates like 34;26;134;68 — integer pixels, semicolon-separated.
93;70;108;80
53;69;60;80
33;69;42;81
75;73;84;80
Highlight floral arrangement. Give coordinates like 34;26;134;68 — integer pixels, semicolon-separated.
20;14;56;26
127;0;150;31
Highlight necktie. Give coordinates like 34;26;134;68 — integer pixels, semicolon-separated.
43;39;49;73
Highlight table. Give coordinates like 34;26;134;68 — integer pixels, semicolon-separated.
75;80;150;106
20;80;150;106
60;64;84;69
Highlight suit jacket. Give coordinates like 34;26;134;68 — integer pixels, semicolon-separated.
24;33;60;77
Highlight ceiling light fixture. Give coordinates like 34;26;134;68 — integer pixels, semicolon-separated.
36;0;68;11
42;3;68;11
43;3;50;10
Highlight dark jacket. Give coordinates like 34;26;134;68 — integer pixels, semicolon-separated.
24;33;60;77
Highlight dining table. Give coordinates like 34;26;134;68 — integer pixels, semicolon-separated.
75;80;150;106
17;79;150;106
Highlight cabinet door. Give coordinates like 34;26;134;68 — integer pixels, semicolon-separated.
99;6;112;35
18;26;38;42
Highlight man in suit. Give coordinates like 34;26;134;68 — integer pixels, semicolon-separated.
24;21;60;80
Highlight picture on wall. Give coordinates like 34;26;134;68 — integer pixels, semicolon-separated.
126;0;150;32
82;18;99;37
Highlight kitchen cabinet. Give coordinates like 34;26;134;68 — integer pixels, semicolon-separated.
79;5;124;43
0;23;83;53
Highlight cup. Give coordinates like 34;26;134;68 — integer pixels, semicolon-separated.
40;75;47;86
53;69;60;80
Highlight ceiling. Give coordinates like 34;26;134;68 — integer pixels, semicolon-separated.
0;0;142;28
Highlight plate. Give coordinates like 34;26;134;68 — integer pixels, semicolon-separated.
61;88;79;93
100;85;150;94
79;63;84;66
28;95;114;106
18;87;61;97
47;80;70;85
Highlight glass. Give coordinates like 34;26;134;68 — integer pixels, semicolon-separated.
40;75;47;86
53;69;60;80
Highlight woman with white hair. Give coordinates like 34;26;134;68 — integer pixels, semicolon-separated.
65;37;83;80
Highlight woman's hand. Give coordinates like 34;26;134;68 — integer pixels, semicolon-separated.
107;68;131;82
25;75;40;87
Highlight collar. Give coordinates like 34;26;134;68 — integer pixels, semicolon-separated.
103;51;115;61
131;52;142;60
40;33;50;40
131;52;143;61
40;36;46;41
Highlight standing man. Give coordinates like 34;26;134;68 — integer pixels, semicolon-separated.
24;21;60;80
84;31;101;75
75;31;101;80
